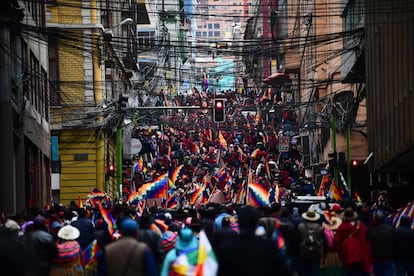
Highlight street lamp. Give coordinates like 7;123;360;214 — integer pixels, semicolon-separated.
98;18;134;67
103;17;133;32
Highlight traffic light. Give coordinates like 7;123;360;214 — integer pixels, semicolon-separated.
213;98;225;123
216;42;228;49
118;94;128;113
107;163;115;177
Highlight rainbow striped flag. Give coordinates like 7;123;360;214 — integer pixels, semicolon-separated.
195;230;218;276
192;143;200;154
218;130;228;150
81;239;100;269
236;181;247;204
136;173;169;200
169;164;184;187
189;185;204;205
251;148;260;159
164;189;178;209
97;203;116;236
328;180;343;202
254;110;262;125
269;184;281;205
354;191;362;203
135;157;144;173
166;194;178;209
214;167;227;184
391;201;414;228
248;182;270;207
317;175;330;196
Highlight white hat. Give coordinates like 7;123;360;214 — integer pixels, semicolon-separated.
302;209;321;222
5;219;20;231
58;225;80;240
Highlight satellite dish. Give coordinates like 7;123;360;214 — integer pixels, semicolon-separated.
131;138;142;155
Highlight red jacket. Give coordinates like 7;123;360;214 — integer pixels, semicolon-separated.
334;219;372;272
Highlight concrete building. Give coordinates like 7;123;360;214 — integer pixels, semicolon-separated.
0;0;51;214
47;0;135;205
365;0;414;204
194;0;246;92
261;0;368;195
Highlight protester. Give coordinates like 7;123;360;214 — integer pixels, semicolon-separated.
21;214;58;276
212;216;237;250
367;210;395;276
160;227;199;276
71;207;95;250
215;205;290;276
104;218;158;276
50;224;84;275
393;215;414;276
161;230;178;254
334;206;372;276
0;227;33;276
297;209;323;276
320;210;345;276
137;212;165;268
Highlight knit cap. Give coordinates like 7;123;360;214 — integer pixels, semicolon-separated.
162;230;178;253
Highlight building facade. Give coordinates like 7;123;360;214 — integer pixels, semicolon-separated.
47;0;135;205
365;0;414;204
0;0;51;215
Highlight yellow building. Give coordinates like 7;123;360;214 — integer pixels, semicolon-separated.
47;1;134;206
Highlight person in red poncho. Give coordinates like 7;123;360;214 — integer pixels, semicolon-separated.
334;206;373;275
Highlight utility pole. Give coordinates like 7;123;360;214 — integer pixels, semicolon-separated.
346;126;352;193
331;105;339;186
117;95;128;199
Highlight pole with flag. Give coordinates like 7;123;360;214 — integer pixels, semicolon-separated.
195;230;218;276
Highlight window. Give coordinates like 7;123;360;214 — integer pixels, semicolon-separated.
137;31;156;49
214;23;220;29
214;31;220;37
208;24;212;29
41;68;49;122
48;38;60;106
208;31;213;37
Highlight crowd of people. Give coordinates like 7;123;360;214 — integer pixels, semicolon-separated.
1;199;414;276
1;88;413;276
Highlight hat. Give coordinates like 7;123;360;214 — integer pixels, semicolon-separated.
34;215;46;228
50;221;63;229
5;219;20;231
162;231;178;253
329;203;342;213
302;209;321;222
175;228;198;251
323;211;343;230
164;212;172;220
57;225;80;240
342;207;358;221
120;218;139;236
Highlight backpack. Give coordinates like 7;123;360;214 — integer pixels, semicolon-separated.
300;223;322;259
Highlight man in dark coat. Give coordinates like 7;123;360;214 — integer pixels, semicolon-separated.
367;210;395;276
71;208;95;250
21;215;58;276
215;205;291;276
212;216;237;251
104;218;157;276
393;215;414;276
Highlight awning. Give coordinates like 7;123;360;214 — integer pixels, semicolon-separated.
264;72;289;83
